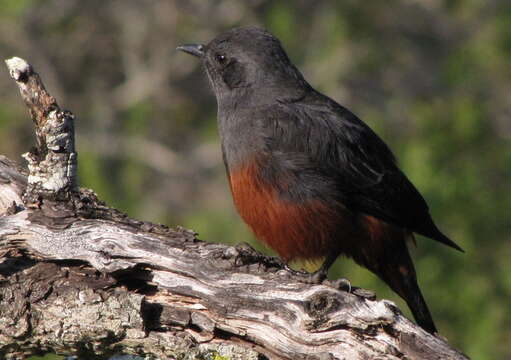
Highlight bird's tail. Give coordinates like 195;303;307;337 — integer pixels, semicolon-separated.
361;216;439;334
379;252;437;334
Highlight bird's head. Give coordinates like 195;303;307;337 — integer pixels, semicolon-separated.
178;26;308;103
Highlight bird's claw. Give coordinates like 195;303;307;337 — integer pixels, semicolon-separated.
283;264;328;284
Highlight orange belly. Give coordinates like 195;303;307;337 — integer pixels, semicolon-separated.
229;160;356;261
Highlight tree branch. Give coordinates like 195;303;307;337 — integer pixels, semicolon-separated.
5;57;77;205
0;57;469;360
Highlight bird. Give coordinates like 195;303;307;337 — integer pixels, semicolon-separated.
177;26;463;334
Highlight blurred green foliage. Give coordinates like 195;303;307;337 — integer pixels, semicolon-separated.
0;1;510;359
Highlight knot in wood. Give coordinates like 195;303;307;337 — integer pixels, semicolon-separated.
222;242;263;267
305;291;341;317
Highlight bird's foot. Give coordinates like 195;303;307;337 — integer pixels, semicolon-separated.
283;264;306;276
283;265;355;293
284;264;328;284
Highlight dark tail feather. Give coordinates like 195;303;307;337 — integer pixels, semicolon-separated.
398;274;437;334
363;218;442;334
380;255;438;334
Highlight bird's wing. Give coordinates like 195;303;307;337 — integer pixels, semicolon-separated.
263;92;461;251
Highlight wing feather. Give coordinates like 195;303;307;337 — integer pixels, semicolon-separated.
260;91;461;251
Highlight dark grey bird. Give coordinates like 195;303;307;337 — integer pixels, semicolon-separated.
178;26;463;334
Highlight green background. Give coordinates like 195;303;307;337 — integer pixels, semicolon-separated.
0;1;509;359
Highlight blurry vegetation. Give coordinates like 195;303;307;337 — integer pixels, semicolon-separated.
0;1;509;359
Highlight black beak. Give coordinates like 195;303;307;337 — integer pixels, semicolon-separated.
176;44;205;58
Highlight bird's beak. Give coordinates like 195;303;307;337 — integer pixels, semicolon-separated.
176;44;205;58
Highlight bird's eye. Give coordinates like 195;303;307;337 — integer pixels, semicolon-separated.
216;53;227;64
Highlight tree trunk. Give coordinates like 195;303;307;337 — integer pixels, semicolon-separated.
0;57;469;360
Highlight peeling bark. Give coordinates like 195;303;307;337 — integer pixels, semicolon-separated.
5;57;77;205
0;57;469;360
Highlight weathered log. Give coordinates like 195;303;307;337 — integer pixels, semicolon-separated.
0;57;469;360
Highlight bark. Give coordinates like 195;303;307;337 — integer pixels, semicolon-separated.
0;57;469;360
